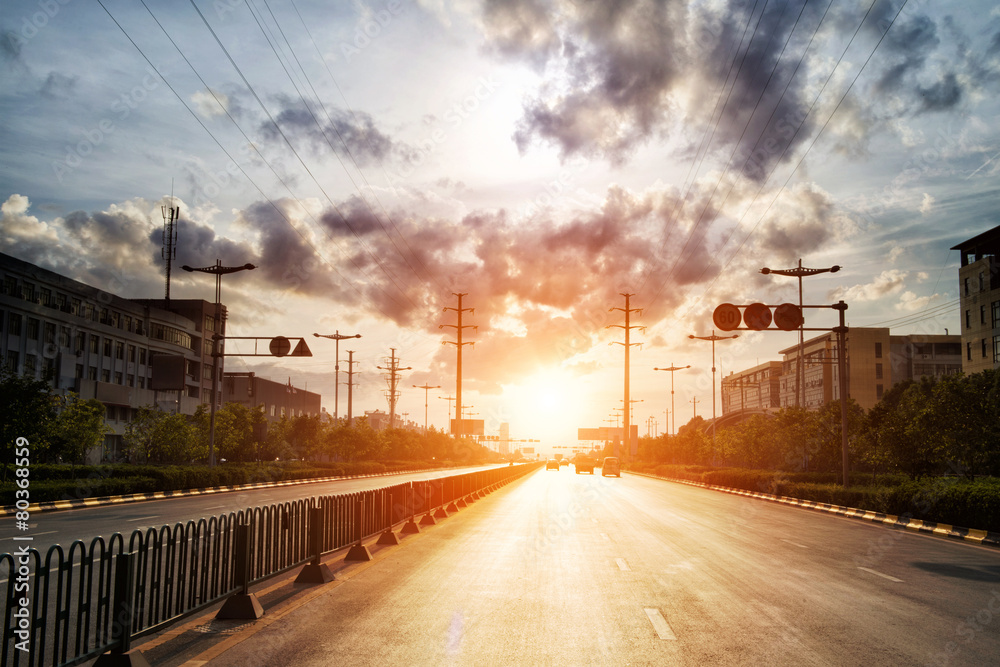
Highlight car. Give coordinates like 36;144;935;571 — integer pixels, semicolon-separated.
601;457;621;477
545;459;560;470
575;457;595;474
559;458;569;467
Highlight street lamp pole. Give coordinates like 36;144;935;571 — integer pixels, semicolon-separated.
182;260;256;467
760;259;840;408
688;330;738;465
313;331;361;423
653;364;690;436
413;384;441;432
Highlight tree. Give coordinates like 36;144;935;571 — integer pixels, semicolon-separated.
47;394;108;466
0;366;55;480
124;406;202;463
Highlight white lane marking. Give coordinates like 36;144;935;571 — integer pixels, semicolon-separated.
616;558;630;571
644;608;677;640
600;533;609;540
857;567;903;583
204;505;227;510
781;539;808;549
127;516;159;522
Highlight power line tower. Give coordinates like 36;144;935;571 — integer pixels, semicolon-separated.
161;198;179;304
608;293;643;460
342;350;358;427
440;293;475;438
378;348;411;430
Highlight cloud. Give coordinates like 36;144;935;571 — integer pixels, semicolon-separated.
829;269;909;303
191;88;230;118
258;95;400;166
920;192;935;214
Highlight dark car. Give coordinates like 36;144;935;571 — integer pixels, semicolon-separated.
575;457;595;474
601;457;621;477
546;459;560;470
559;458;569;467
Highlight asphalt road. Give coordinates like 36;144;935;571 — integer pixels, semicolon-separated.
0;464;506;557
181;467;1000;667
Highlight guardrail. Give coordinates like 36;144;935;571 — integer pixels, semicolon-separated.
1;463;540;666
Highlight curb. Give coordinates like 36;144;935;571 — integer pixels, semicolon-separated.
628;470;1000;550
0;466;456;518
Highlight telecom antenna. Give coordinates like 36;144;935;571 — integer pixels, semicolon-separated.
161;185;179;303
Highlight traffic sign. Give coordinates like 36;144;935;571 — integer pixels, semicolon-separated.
269;336;291;357
773;303;804;331
290;338;312;357
744;303;772;330
713;303;741;331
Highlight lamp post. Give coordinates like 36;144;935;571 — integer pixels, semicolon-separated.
688;330;738;465
760;259;840;408
182;260;256;467
653;364;690;436
313;331;361;423
413;384;440;432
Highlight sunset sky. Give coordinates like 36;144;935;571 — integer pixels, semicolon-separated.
2;0;999;451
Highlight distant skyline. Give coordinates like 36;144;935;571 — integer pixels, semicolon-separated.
2;0;999;447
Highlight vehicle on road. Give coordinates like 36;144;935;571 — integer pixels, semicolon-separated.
546;459;560;470
575;457;595;474
559;458;569;467
601;457;620;477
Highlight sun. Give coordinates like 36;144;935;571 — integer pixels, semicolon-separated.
501;367;590;450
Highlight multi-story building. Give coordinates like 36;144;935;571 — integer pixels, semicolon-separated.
951;225;1000;373
720;361;782;413
722;328;962;415
1;253;223;462
223;372;322;432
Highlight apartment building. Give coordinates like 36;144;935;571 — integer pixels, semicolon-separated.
952;225;1000;373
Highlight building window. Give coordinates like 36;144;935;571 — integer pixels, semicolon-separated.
43;357;55;383
983;339;988;358
3;276;16;296
980;271;986;292
27;318;39;340
874;342;882;358
88;366;97;381
964;277;970;296
115;341;124;360
8;312;22;336
127;374;134;387
21;282;35;302
101;369;111;383
24;355;36;377
128;345;136;362
115;372;123;385
71;298;81;315
76;364;84;379
43;322;55;344
967;342;972;361
139;348;147;364
6;350;19;372
112;311;121;329
994;301;1000;329
875;363;883;380
982;305;988;325
90;336;100;354
124;315;132;332
994;336;1000;364
103;339;112;356
965;310;971;329
138;376;146;389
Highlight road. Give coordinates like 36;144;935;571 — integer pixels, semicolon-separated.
141;467;1000;666
0;464;506;557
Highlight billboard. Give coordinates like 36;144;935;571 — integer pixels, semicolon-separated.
452;418;485;437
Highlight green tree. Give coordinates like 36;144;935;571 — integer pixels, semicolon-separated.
0;366;55;480
124;406;202;463
47;394;108;466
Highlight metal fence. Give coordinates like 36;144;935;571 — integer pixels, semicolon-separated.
1;463;538;667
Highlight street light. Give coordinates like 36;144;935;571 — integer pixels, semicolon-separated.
760;259;840;408
313;331;362;423
413;384;441;432
182;260;256;467
653;364;690;436
688;330;738;465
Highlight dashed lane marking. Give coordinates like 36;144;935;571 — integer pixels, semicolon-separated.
857;566;903;583
644;608;677;640
616;558;630;571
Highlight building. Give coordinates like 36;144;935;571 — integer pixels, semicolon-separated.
223;372;321;435
720;361;782;413
951;225;1000;373
0;253;223;461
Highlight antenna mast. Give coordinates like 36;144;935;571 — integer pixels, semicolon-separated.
161;186;179;303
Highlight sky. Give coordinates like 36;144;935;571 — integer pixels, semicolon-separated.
2;0;999;453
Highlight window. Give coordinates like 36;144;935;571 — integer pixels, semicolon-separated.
76;364;83;378
127;374;134;387
874;342;882;358
994;336;1000;364
139;348;147;364
967;342;973;361
90;336;100;354
88;366;97;381
124;315;132;332
6;350;19;372
43;322;55;344
115;341;124;360
71;298;81;315
114;372;123;385
111;311;121;329
875;363;883;380
24;355;36;377
982;305;988;326
980;271;986;292
43;357;55;383
965;310;971;329
3;276;16;296
964;277;970;296
983;339;988;359
994;301;1000;329
103;339;112;356
101;369;110;383
138;376;146;389
128;345;136;363
205;315;216;332
21;282;35;301
27;318;39;340
876;384;884;401
8;312;22;336
40;287;52;307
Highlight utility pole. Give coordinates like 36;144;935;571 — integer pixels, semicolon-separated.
413;384;441;431
689;330;738;466
654;364;690;436
440;293;475;438
608;293;643;460
378;348;411;430
342;350;358;427
439;395;455;424
313;331;361;422
691;396;699;418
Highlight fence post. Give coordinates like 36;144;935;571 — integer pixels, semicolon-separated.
216;524;264;619
419;480;437;526
345;495;373;561
377;488;401;545
446;476;460;512
295;504;334;584
401;482;420;534
433;479;449;519
93;552;150;667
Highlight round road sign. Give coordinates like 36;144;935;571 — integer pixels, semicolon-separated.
269;336;291;357
713;303;741;331
773;303;804;331
744;303;772;331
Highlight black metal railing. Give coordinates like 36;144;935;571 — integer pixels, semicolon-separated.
1;463;539;667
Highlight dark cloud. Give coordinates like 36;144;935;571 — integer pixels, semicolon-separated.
482;0;560;68
259;96;398;166
918;72;962;112
39;71;77;98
